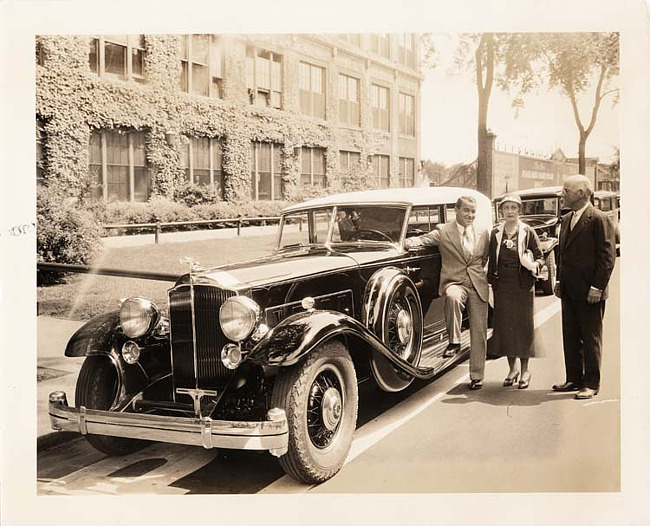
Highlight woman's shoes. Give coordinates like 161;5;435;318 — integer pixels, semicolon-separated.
518;371;532;390
503;372;520;387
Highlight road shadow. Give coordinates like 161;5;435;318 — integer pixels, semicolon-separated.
441;382;578;407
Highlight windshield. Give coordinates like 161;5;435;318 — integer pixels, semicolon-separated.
278;205;407;249
520;197;559;216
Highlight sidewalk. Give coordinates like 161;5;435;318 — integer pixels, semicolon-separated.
37;316;85;450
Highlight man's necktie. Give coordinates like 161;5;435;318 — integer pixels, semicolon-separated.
462;226;472;255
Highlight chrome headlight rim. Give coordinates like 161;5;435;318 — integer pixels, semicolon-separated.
219;296;260;342
119;297;161;339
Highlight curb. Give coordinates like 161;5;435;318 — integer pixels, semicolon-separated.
37;431;82;453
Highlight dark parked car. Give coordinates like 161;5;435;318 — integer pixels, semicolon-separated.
594;190;621;249
49;187;493;484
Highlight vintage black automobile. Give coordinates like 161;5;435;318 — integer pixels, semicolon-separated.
49;187;493;484
493;186;567;295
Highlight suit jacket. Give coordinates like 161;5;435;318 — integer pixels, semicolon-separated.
408;221;490;302
557;203;616;302
487;221;545;290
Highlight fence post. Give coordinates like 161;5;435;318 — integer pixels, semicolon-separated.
237;219;242;236
155;222;161;244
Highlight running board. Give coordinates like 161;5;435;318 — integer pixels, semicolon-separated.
419;328;493;374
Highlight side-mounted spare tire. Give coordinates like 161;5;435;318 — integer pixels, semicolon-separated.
75;355;148;456
271;340;358;484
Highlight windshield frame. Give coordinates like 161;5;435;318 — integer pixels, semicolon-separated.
276;204;410;251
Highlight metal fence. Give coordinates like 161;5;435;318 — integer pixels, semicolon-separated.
103;216;282;244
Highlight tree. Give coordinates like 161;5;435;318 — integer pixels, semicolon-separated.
501;33;619;175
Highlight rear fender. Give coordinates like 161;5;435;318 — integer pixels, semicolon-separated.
247;310;434;379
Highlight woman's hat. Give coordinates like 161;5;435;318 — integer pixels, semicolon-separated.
499;194;522;207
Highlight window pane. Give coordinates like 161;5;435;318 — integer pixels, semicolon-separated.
271;59;282;91
107;166;129;201
313;149;325;174
105;42;127;79
350;152;360;164
210;37;223;78
193;137;210;169
192;34;209;64
105;35;129;45
192;64;209;96
180;141;190;169
194;169;210;186
311;66;323;93
134;167;150;201
301;148;311;176
339;75;347;99
246;54;255;89
106;132;129;165
259;143;271;172
89;131;102;164
181;35;189;60
256;56;270;90
132;132;147;166
299;62;310;90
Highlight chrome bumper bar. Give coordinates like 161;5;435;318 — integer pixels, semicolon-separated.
48;391;289;457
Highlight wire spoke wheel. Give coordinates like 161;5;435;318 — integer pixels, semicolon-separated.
271;341;358;484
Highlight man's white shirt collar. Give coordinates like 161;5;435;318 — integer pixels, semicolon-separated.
571;201;590;228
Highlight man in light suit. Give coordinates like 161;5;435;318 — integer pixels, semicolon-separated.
405;196;490;390
552;174;616;400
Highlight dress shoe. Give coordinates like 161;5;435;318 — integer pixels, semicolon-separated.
443;343;460;358
575;387;599;400
503;372;520;387
552;381;582;392
469;379;483;390
518;371;531;390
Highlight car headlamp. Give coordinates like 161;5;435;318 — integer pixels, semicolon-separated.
219;296;260;341
119;298;160;338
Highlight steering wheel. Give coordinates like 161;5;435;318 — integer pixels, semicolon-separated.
350;229;394;242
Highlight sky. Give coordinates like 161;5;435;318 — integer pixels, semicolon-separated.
419;34;620;167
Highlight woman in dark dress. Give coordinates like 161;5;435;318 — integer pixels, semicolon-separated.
488;194;545;389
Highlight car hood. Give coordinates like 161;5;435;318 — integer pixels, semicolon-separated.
184;245;399;290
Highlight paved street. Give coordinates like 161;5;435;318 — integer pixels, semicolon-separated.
37;265;620;495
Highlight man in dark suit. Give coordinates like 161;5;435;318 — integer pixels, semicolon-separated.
405;196;490;390
552;174;617;400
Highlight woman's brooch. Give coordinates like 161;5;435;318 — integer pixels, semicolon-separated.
503;239;515;249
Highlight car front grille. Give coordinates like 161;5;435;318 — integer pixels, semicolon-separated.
168;284;236;393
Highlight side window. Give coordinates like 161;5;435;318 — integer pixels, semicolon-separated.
444;204;456;224
407;206;441;237
601;198;611;212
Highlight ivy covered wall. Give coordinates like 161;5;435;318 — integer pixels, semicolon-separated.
36;34;421;203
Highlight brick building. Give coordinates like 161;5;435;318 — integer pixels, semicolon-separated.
35;34;423;203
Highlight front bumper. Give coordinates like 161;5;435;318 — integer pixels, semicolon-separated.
48;391;289;457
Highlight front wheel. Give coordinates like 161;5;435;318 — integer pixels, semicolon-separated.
75;356;148;456
539;250;557;296
271;341;358;484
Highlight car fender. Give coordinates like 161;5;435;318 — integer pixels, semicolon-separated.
247;310;435;379
64;311;153;408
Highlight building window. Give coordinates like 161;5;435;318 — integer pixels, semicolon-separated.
89;35;146;83
340;150;361;170
399;93;415;136
299;62;325;119
399;157;415;187
89;129;150;202
246;47;282;109
338;74;360;127
36;119;46;185
301;147;326;188
181;35;224;98
180;137;224;194
251;142;284;200
370;34;390;59
398;33;416;68
371;84;390;132
371;155;390;188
